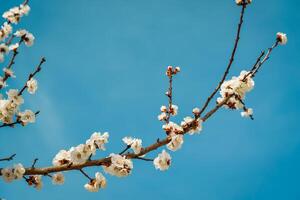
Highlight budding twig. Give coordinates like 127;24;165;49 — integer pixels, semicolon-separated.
199;4;247;116
166;70;173;123
135;157;154;162
0;38;24;90
18;57;46;96
251;41;279;77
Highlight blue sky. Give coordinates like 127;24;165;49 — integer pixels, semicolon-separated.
0;0;299;199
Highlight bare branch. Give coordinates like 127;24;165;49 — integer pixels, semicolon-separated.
119;145;131;155
79;169;93;181
199;4;247;116
31;158;38;169
0;154;16;162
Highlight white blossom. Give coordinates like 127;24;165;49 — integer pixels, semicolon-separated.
153;150;171;171
218;70;254;110
84;172;106;192
19;109;35;125
7;89;24;105
103;153;133;177
277;32;288;45
122;137;142;154
160;105;167;112
29;175;43;190
70;144;92;164
181;116;203;135
14;29;35;46
26;78;38;94
52;150;71;166
158;112;167;121
167;133;184;151
162;121;183;134
2;4;31;24
52;173;65;185
3;68;15;78
192;107;200;115
1;168;14;183
13;163;25;179
9;43;19;51
0;23;13;41
241;108;253;118
170;104;178;116
20;4;30;15
86;132;109;151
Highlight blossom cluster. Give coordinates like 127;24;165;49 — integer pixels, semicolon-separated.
2;3;30;24
1;163;25;182
217;70;254;115
52;132;109;166
0;89;37;125
0;2;39;127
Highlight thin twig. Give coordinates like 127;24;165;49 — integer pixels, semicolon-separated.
0;154;16;162
31;158;38;169
251;41;279;77
79;169;93;181
135;157;154;162
119;145;131;155
238;97;254;120
199;4;247;116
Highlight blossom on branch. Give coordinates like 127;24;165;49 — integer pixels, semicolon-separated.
167;133;184;151
103;154;133;177
277;32;288;45
52;173;65;185
2;3;30;24
86;132;109;151
153;150;171;171
84;172;106;192
217;70;254;110
0;23;12;41
26;78;38;94
122;137;142;154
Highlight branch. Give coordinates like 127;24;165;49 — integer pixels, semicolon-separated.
0;154;16;162
199;4;247;116
0;96;231;176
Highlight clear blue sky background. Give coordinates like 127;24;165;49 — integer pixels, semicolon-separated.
0;0;299;199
